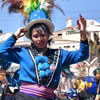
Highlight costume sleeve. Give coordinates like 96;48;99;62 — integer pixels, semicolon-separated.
0;60;12;70
0;35;21;63
61;42;89;66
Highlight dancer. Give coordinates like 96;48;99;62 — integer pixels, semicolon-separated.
1;0;89;100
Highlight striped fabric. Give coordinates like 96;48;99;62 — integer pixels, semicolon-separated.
20;82;55;99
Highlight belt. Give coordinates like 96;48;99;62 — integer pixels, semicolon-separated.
20;81;55;99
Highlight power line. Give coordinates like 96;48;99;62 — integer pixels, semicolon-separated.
1;10;100;13
0;18;99;20
65;11;100;13
0;20;22;21
0;17;100;22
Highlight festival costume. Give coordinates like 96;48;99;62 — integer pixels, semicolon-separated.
86;76;97;94
77;79;93;93
66;88;79;100
0;35;89;99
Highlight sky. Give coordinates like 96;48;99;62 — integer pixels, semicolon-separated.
0;0;100;40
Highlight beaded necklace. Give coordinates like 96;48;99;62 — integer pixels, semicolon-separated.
28;43;60;87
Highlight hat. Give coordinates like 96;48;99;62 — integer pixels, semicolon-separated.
24;9;54;39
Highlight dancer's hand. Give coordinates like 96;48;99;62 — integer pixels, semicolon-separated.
77;14;86;31
15;27;27;38
77;14;88;41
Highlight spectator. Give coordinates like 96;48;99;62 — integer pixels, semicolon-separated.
0;80;3;100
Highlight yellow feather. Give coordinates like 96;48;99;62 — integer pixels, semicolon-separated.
20;0;31;6
18;9;23;13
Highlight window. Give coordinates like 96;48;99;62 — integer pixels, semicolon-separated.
58;33;62;36
64;46;70;48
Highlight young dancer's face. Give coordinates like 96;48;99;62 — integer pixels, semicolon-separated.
31;28;48;49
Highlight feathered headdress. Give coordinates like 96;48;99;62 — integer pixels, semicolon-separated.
1;0;64;23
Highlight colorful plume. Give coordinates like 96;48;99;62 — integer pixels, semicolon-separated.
1;0;64;23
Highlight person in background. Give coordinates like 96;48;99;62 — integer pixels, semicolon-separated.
0;59;21;93
0;80;3;100
0;0;89;100
6;69;21;94
0;59;20;100
6;69;21;88
95;71;100;100
95;83;100;100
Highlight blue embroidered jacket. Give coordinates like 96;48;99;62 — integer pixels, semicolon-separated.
0;35;89;89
